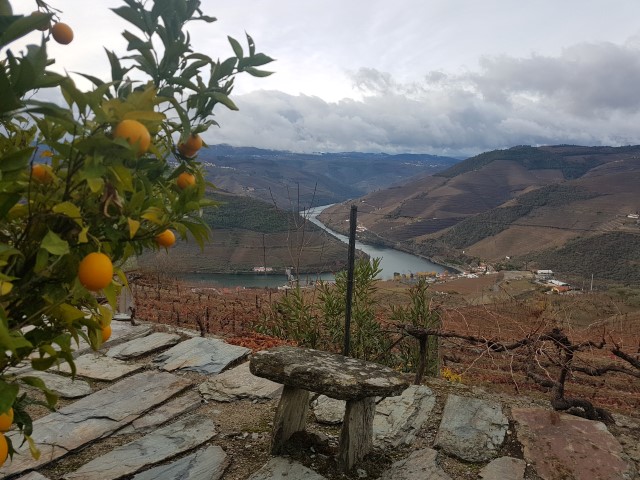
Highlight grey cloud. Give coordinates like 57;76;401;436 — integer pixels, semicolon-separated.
209;40;640;157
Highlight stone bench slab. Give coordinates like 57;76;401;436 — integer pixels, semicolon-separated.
250;346;409;400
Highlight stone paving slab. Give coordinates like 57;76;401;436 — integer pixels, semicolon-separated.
18;370;92;398
379;448;451;480
513;408;636;480
0;371;192;477
107;332;181;360
312;395;346;424
59;352;144;380
116;390;202;436
374;385;436;448
15;473;51;480
479;457;526;479
434;394;508;462
132;445;229;480
154;337;250;375
73;324;154;356
199;361;282;402
247;457;327;480
66;415;217;480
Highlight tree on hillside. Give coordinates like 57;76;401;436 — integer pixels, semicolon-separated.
0;0;272;462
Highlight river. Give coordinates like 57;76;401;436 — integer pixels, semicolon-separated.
176;205;447;288
305;205;447;280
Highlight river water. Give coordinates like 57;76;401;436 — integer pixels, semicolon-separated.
305;205;446;280
177;205;446;288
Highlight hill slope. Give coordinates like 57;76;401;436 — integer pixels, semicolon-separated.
137;192;351;275
198;145;460;208
320;145;640;283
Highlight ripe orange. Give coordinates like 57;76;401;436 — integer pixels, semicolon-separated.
78;252;113;291
31;164;51;183
178;134;203;158
155;229;176;248
50;22;74;45
31;11;50;31
113;120;151;154
101;325;112;342
0;408;12;432
177;172;196;190
177;143;197;158
0;433;7;467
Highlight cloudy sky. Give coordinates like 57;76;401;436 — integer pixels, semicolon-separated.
13;0;640;157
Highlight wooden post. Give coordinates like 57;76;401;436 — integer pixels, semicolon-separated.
338;396;376;471
271;386;310;454
344;204;357;356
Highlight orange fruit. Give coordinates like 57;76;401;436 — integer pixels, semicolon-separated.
0;433;7;467
78;252;113;291
31;164;51;183
177;143;197;158
155;229;176;248
178;134;203;157
31;11;50;31
50;22;73;45
177;172;196;190
113;120;151;154
101;325;112;342
0;408;12;432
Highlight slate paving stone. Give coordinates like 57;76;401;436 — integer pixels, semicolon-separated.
0;371;192;477
66;415;218;480
18;370;92;398
15;473;51;480
373;385;436;448
379;448;451;480
107;332;181;360
434;394;508;462
247;457;328;480
154;337;250;375
73;324;154;356
513;408;636;480
312;395;346;424
132;445;229;480
116;390;203;436
198;361;282;402
479;457;526;480
58;352;144;380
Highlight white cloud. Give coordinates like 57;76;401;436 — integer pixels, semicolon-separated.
210;39;640;156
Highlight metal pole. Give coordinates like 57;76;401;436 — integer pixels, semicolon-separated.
343;204;357;356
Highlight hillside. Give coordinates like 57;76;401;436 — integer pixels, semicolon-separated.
137;192;351;276
198;145;460;208
319;145;640;283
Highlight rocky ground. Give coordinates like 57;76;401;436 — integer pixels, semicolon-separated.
2;319;638;480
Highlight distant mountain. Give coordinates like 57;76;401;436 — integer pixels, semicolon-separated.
197;145;460;208
320;145;640;284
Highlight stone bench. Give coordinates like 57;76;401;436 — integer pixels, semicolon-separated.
249;346;410;471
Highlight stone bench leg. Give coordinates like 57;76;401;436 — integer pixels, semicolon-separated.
270;385;310;454
337;396;376;471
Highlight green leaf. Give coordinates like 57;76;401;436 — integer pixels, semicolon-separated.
244;67;274;78
41;231;70;256
128;218;140;239
111;6;148;33
0;381;18;413
30;356;57;371
20;376;58;407
26;435;41;460
103;282;117;309
209;92;238;111
52;202;83;226
0;13;49;48
227;36;243;59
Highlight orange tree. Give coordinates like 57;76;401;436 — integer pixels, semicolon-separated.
0;0;272;460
